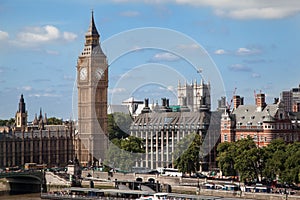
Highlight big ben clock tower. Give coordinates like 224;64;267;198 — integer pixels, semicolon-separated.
76;11;108;166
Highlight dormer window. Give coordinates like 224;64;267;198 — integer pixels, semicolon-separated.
257;122;262;126
280;113;283;119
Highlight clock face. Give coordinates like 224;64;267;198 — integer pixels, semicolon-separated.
95;68;104;80
80;67;87;81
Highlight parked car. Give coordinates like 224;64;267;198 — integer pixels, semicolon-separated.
191;172;207;178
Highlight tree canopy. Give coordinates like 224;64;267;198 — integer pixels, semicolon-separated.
0;118;15;126
107;113;132;140
174;133;202;175
47;117;63;125
104;136;145;171
217;137;300;184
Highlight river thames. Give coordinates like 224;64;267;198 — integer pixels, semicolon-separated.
0;193;41;200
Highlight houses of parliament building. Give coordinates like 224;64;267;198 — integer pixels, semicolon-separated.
0;12;109;168
0;94;74;168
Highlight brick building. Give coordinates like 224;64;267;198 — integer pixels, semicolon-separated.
221;93;300;146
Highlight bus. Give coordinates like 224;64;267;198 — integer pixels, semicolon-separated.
24;163;47;171
157;168;182;177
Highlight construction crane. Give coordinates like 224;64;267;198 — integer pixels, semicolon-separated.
226;87;237;111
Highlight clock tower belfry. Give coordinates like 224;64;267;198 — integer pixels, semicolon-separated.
76;11;108;166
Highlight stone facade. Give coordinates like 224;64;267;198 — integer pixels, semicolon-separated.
76;12;108;166
0;95;74;168
177;79;211;112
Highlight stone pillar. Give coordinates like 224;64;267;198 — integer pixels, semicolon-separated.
160;130;164;167
39;130;43;163
3;135;7;167
150;131;153;169
172;130;175;168
56;130;60;165
145;131;148;168
166;130;169;165
30;130;34;163
12;131;16;166
48;130;51;165
21;131;25;166
65;129;68;164
155;130;158;169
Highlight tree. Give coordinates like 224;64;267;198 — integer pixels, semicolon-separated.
263;139;287;181
47;117;63;125
217;137;265;183
107;113;132;140
104;136;145;171
217;142;237;177
0;118;15;126
233;137;262;182
281;142;300;184
174;133;202;175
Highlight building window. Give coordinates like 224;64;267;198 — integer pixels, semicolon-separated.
254;135;257;141
224;134;228;141
280;113;283;119
240;134;244;139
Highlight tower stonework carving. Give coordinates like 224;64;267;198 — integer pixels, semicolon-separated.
15;94;28;132
76;12;108;166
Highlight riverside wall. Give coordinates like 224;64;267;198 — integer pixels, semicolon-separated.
83;171;300;200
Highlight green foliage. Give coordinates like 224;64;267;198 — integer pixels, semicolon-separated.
107;113;132;140
0;118;15;126
174;133;202;175
104;136;145;171
217;138;300;184
216;142;236;177
47;117;63;125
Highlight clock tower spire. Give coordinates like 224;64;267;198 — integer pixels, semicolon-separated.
76;11;108;166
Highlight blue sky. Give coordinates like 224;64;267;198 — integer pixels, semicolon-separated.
1;0;300;120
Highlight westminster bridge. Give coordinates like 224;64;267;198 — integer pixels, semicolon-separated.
0;170;46;194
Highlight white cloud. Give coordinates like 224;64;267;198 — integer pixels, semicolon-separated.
229;64;251;72
252;73;261;78
150;52;180;62
177;44;200;50
63;75;74;81
29;93;60;98
14;25;77;47
236;47;261;56
130;45;144;52
167;85;176;92
113;0;300;19
22;86;32;91
120;11;140;17
63;32;77;41
46;50;59;55
0;31;9;40
109;87;126;94
179;0;300;19
18;25;60;43
214;49;227;55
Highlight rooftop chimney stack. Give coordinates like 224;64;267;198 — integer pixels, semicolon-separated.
256;93;266;111
141;98;151;113
233;95;242;109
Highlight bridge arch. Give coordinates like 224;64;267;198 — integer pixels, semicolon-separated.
136;177;143;182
